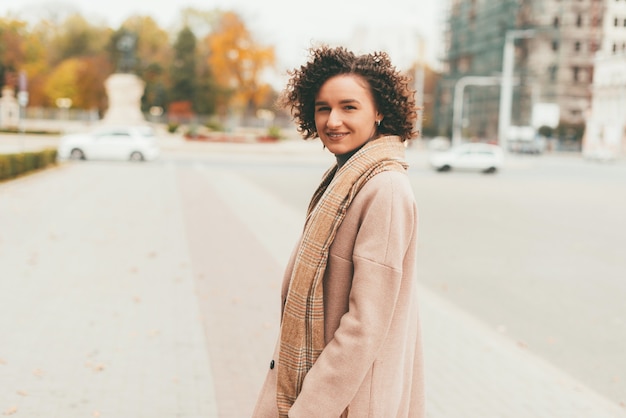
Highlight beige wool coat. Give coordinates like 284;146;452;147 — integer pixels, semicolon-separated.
252;170;425;418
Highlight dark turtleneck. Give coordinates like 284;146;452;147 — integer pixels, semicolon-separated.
335;139;374;170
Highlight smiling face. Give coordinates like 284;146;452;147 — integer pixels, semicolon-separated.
314;74;382;155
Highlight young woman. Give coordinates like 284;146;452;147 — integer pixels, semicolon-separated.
253;45;424;418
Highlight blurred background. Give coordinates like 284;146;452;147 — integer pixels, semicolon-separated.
0;0;624;159
0;0;445;139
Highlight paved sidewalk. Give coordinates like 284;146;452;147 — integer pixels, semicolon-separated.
1;155;625;417
0;163;218;417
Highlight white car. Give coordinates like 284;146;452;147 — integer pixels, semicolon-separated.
583;148;617;163
429;143;503;173
58;125;160;162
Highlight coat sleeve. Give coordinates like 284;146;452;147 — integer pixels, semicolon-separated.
288;172;417;417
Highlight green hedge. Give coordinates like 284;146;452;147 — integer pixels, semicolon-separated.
0;148;58;181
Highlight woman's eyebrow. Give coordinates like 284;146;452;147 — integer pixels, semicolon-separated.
314;99;360;106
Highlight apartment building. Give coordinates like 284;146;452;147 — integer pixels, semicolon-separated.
584;0;626;157
436;0;604;146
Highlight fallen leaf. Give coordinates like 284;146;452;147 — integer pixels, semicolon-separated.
16;390;27;397
3;406;18;415
147;251;157;258
33;368;44;377
93;411;101;417
0;358;6;365
92;364;105;372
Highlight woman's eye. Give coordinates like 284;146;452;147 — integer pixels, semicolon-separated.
316;106;330;112
344;105;356;110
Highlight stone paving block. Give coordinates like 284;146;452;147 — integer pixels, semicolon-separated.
0;163;218;417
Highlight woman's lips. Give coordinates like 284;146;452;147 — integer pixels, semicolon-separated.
326;132;348;141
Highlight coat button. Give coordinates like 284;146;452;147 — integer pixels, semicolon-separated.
270;360;275;370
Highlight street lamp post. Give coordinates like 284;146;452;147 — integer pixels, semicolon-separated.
17;71;29;152
452;76;502;147
414;37;426;141
497;29;534;151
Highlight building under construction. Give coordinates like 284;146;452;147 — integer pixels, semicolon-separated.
435;0;605;147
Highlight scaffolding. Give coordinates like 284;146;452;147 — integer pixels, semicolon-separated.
436;0;605;145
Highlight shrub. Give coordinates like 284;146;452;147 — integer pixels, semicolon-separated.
205;120;224;132
167;122;180;133
267;125;282;139
0;148;58;181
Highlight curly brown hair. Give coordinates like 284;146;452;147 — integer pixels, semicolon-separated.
278;45;418;141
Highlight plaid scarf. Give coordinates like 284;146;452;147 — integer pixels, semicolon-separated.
276;135;408;416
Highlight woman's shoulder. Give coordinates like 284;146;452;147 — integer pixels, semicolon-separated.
353;169;415;210
362;169;413;196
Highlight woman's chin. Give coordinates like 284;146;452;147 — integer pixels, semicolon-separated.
323;141;355;156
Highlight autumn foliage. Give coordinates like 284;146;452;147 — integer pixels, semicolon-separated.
205;12;275;115
0;9;275;117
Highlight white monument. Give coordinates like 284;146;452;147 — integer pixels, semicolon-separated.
101;31;146;126
101;73;146;125
0;86;20;129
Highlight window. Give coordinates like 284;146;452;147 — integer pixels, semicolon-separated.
615;17;620;27
549;65;558;82
552;41;559;51
574;41;581;52
577;14;583;27
553;17;560;28
572;66;580;82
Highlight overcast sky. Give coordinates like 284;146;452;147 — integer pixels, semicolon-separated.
1;0;447;84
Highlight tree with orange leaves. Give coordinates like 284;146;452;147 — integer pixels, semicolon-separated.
0;18;29;89
43;56;109;111
204;11;275;116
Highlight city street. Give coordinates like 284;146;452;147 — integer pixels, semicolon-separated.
1;136;625;417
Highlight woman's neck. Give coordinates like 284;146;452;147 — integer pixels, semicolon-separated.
336;146;361;170
335;136;381;169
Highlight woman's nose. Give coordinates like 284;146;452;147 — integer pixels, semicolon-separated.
327;110;342;127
